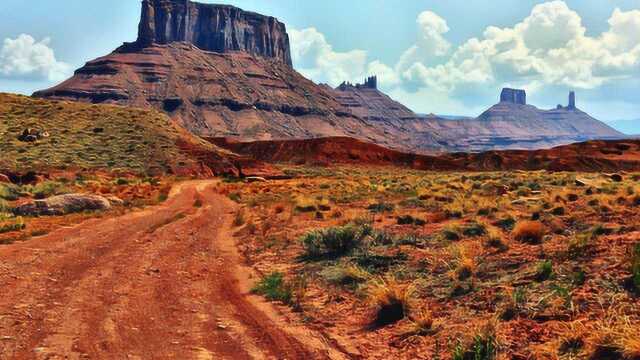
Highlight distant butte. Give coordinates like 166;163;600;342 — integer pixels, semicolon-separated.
33;0;386;143
33;0;624;154
500;88;527;105
130;0;292;65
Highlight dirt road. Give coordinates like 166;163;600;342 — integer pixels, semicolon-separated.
0;181;344;359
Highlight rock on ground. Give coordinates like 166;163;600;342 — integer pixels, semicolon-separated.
14;194;112;216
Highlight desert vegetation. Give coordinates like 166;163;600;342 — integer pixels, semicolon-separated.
222;166;640;359
0;173;172;245
0;93;231;175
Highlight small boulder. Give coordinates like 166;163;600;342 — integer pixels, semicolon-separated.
14;194;111;216
608;173;623;182
23;135;38;142
245;176;267;183
18;128;49;142
106;196;124;206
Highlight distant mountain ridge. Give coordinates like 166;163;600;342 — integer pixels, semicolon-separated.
330;81;623;152
33;1;398;146
32;0;625;154
211;136;640;173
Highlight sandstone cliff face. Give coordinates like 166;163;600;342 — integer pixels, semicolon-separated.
134;0;292;66
478;89;621;138
331;78;416;123
328;79;451;153
32;0;624;155
403;88;623;152
32;0;405;149
33;43;394;144
500;88;527;105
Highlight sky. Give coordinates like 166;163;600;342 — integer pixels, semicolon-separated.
1;0;639;133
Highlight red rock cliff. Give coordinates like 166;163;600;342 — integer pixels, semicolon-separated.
132;0;292;66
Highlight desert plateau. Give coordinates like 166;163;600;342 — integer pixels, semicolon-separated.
1;0;639;359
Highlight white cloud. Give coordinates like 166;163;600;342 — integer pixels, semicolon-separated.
0;34;71;82
289;28;368;86
289;1;640;117
414;11;451;58
397;11;451;73
400;1;640;93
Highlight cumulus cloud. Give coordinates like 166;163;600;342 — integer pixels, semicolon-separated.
398;12;451;71
416;11;451;57
0;34;71;82
289;28;368;86
400;1;640;94
289;1;640;115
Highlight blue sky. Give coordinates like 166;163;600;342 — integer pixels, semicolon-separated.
1;0;639;133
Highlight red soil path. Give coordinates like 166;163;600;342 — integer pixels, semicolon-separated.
0;181;346;359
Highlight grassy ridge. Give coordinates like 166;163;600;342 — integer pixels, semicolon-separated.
0;93;231;174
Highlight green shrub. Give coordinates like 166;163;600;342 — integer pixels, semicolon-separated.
632;243;640;291
535;260;553;282
462;222;487;237
396;215;426;226
367;202;394;213
571;268;587;286
0;199;11;213
301;224;373;259
440;225;462;241
0;184;21;201
251;272;292;304
29;181;68;199
452;324;498;360
157;191;169;203
233;209;245;227
494;217;516;231
567;232;594;259
0;216;25;234
228;192;241;203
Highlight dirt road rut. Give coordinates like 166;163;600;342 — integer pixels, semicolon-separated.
0;181;344;359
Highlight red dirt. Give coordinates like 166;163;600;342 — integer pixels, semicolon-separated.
0;181;345;359
210;136;640;172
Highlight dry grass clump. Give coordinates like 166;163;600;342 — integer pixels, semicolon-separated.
232;208;245;227
294;196;318;212
585;311;640;359
449;244;478;281
484;226;508;251
452;320;499;360
499;287;527;321
529;321;588;357
404;308;441;336
0;216;25;234
321;263;370;287
631;243;640;292
556;321;588;356
512;221;545;244
366;277;415;326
